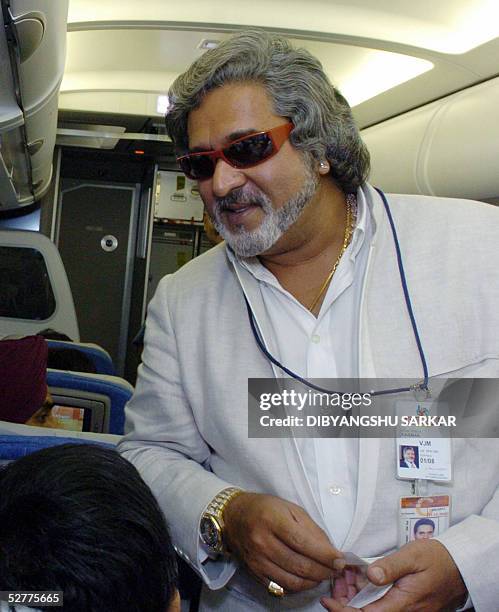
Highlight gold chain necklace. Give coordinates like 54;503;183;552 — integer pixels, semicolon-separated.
309;194;356;313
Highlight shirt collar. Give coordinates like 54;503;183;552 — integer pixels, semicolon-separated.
349;185;369;261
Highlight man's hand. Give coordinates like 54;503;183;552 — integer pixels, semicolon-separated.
330;566;368;605
320;539;467;611
223;492;343;593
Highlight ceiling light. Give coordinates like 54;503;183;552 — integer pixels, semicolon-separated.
198;39;220;50
157;95;169;114
339;54;433;107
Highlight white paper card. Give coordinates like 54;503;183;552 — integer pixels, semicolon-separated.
339;554;393;608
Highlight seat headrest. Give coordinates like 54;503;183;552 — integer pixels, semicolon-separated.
46;340;116;375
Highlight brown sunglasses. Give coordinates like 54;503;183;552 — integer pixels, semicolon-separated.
177;123;294;180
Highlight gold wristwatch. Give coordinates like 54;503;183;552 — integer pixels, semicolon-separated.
199;487;244;554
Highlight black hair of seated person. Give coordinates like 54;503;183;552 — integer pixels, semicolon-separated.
37;328;73;341
0;444;178;612
47;347;97;374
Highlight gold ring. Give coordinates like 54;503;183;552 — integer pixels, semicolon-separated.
267;580;285;597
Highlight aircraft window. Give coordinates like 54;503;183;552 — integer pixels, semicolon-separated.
0;246;56;320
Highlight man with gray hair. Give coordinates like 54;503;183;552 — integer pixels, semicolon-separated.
120;30;499;611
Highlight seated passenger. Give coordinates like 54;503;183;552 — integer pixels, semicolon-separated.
46;346;97;373
0;335;59;428
0;444;179;612
36;328;98;374
37;328;73;341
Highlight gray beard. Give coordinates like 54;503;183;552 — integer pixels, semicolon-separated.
211;170;319;258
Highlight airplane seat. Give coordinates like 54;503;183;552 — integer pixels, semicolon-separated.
0;421;120;466
0;230;79;341
47;369;133;435
0;434;115;464
46;339;116;375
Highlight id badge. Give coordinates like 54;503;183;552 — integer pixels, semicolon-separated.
398;495;450;547
396;400;452;481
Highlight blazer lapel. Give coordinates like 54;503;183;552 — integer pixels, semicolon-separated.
344;186;423;550
362;186;424;379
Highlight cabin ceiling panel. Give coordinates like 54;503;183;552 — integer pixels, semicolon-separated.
67;0;499;54
286;39;434;107
62;29;435;110
61;71;178;94
353;63;484;127
59;91;165;118
64;29;218;73
60;1;498;131
454;37;499;76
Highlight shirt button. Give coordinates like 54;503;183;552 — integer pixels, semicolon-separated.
311;334;321;344
328;485;343;496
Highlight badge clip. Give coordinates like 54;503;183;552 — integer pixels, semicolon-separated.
411;382;431;401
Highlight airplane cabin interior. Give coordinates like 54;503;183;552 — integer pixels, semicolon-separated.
1;0;498;425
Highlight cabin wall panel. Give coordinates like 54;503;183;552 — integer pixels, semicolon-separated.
362;76;499;201
57;180;138;376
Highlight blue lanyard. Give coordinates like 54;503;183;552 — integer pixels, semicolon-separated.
244;187;429;397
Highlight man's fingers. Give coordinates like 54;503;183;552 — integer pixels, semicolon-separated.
352;585;414;612
320;597;358;611
332;575;349;599
320;597;341;611
345;568;358;586
355;570;369;591
367;547;421;586
251;556;320;593
347;585;357;601
224;494;342;595
276;506;342;568
266;536;335;582
332;567;365;601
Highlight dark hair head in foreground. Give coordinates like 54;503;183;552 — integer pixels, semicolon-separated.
166;29;370;194
0;444;178;612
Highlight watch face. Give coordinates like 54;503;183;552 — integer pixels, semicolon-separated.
200;515;222;550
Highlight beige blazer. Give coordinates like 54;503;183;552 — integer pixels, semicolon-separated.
119;184;499;611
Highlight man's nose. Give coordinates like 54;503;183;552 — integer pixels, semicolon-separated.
211;159;246;198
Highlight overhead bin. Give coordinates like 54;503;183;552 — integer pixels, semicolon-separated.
0;0;68;211
362;76;499;201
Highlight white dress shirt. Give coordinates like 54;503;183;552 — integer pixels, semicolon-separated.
235;190;372;548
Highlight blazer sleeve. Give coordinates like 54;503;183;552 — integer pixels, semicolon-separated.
118;276;237;588
436;466;499;611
